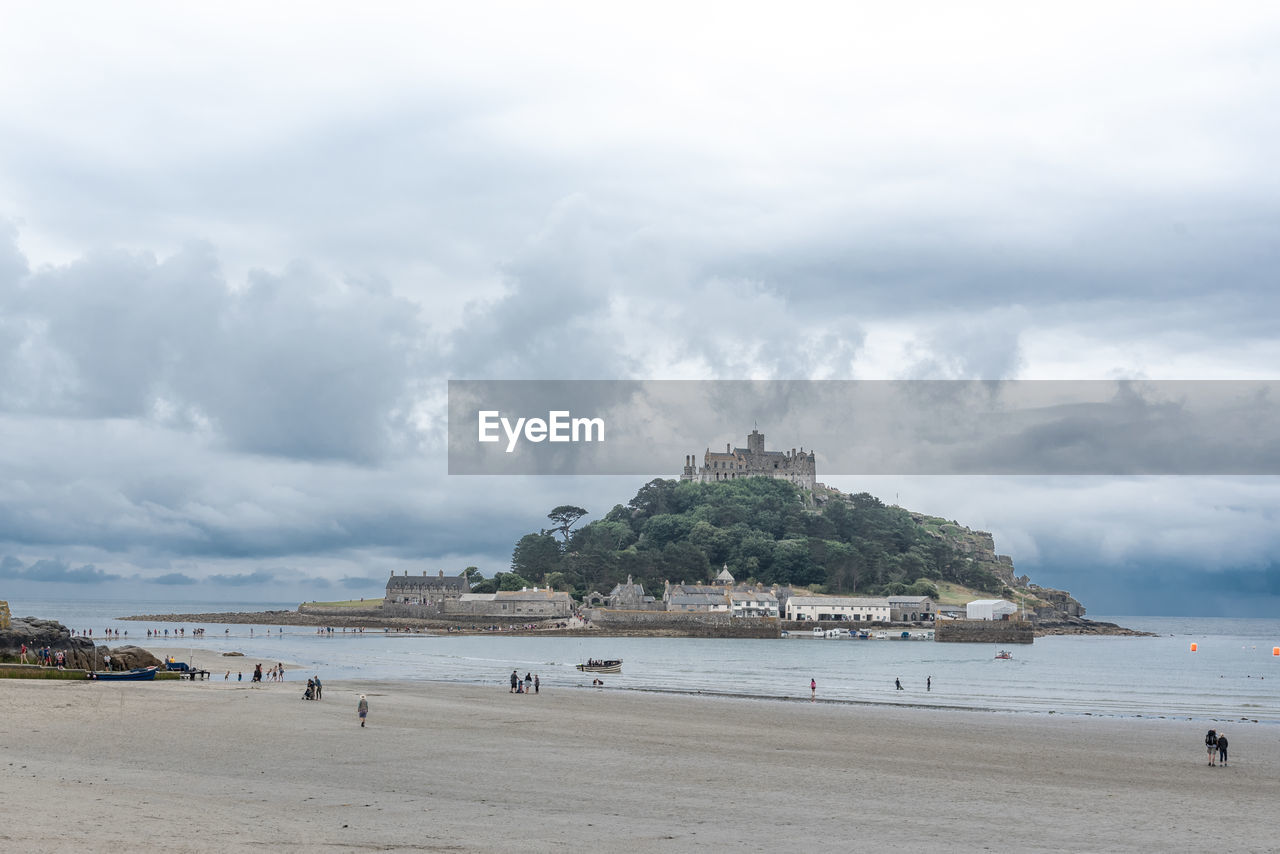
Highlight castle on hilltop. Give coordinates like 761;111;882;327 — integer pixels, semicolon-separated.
680;429;816;491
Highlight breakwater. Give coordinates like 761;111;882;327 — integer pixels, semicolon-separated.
935;619;1034;644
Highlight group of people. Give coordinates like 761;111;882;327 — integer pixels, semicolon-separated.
18;644;66;668
249;662;286;683
303;675;323;700
509;670;540;694
1205;729;1229;766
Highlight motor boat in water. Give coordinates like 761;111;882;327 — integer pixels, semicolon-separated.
576;659;622;674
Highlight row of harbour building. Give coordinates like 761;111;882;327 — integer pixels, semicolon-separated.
383;569;1021;624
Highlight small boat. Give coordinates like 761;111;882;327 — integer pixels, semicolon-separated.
576;659;622;674
90;667;157;681
995;650;1013;660
825;628;846;638
779;630;790;638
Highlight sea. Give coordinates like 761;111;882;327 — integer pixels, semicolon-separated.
9;598;1280;724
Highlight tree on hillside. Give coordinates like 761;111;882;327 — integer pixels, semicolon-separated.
498;572;533;591
462;566;482;588
547;505;588;544
512;532;562;579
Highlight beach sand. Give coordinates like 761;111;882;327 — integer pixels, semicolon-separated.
2;677;1277;853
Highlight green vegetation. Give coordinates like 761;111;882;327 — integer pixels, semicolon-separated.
0;664;89;680
508;477;1009;600
305;598;385;608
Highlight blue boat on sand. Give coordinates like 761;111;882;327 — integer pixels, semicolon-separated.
89;667;157;681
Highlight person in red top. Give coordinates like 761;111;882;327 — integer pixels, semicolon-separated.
810;678;816;700
19;643;28;664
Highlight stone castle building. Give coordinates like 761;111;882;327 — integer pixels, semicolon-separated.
680;429;816;491
385;570;470;607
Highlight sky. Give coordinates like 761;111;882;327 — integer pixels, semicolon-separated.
1;2;1278;614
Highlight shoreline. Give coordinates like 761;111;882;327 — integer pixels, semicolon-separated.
135;643;1269;725
119;608;1151;637
2;677;1278;851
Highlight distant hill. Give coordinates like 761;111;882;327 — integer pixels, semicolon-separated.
501;477;1085;620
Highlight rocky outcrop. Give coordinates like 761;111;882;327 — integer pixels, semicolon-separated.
103;645;163;670
1035;616;1155;637
0;617;163;670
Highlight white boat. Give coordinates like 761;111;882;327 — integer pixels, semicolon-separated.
812;628;825;637
873;631;889;640
824;628;845;638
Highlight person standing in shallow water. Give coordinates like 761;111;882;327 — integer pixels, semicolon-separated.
810;678;816;700
357;695;368;727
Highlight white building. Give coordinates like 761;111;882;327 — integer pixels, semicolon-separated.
727;590;780;618
966;599;1019;621
667;592;731;612
786;596;891;622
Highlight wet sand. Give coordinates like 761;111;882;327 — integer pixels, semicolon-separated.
1;677;1277;853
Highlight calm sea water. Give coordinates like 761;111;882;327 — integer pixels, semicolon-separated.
11;598;1280;723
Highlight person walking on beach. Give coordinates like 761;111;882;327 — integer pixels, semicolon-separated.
810;678;816;700
314;676;322;700
895;677;903;690
927;676;931;692
1205;729;1218;765
1217;732;1229;766
510;670;519;693
534;674;539;694
524;672;532;693
357;695;368;727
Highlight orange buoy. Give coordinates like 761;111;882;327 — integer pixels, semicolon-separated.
1191;643;1198;652
1273;647;1278;656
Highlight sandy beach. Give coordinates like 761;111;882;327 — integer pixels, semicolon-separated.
2;675;1278;854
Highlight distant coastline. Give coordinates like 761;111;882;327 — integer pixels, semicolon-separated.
118;607;1152;637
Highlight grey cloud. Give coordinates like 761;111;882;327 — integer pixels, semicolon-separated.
1;234;428;463
207;569;276;587
340;576;383;590
151;572;198;585
0;557;121;584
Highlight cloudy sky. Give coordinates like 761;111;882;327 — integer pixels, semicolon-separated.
2;2;1278;614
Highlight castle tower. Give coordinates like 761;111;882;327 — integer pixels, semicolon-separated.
747;429;764;458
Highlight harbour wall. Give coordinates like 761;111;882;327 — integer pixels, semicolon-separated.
935;619;1035;644
582;609;780;638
